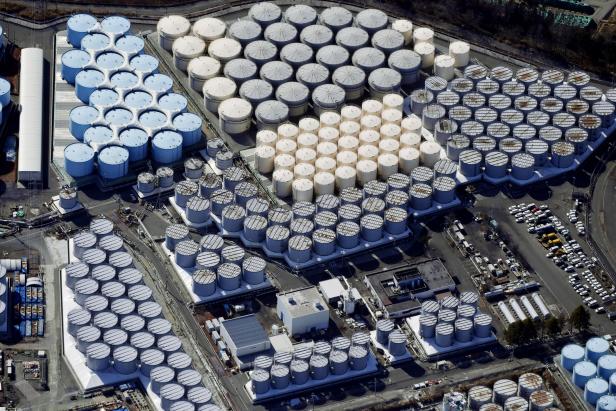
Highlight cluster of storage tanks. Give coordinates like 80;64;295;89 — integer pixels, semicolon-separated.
170;167;410;264
497;293;551;325
62;14;204;180
374;319;409;357
417;292;493;348
560;337;616;410
0;74;11;124
164;224;269;296
0;266;8;332
441;372;559;411
414;65;616;183
66;217;221;411
248;333;374;395
157;4;465;134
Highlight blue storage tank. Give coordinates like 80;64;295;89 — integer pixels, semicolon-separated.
109;71;140;92
574;361;598;388
158;93;188;115
611;373;616;394
599;355;616;380
89;88;120;109
597;395;616;411
172;112;202;147
562;344;585;371
98;145;129;179
69;105;100;141
64;143;96;177
105;107;134;128
81;32;111;54
143;73;173;95
0;77;10;107
152;130;183;164
95;51;126;71
129;54;159;76
67;14;98;47
138;109;169;132
84;125;114;151
100;16;131;37
588;338;611;364
586;378;609;406
75;69;105;103
119;127;149;161
61;49;91;85
25;320;31;337
37;319;44;336
124;90;153;111
115;35;145;56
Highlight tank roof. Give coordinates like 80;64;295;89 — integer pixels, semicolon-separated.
129;54;159;74
65;142;95;162
109;70;139;89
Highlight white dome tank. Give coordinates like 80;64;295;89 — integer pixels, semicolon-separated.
218;98;253;135
208;38;242;64
414;42;435;69
158;15;191;51
449;41;470;67
188;56;221;93
172;36;206;72
192;17;226;43
203;77;237;113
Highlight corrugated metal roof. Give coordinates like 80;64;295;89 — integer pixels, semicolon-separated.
220;314;268;349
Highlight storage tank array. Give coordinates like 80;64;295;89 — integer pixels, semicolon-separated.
256;97;458;211
248;333;375;396
417;292;493;348
462;373;558;411
168;170;409;264
65;216;221;409
63;14;204;180
560;337;616;408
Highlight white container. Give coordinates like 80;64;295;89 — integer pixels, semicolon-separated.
273;169;293;197
278;123;300;141
315;157;337;173
173;36;206;71
274;153;295;171
203;77;237;113
340;121;361;137
338;135;360;152
392;19;413;45
356;160;377;186
297;133;318;149
414;42;435;69
320;111;341;128
256;130;277;147
275;139;297;156
400;133;421;149
419;141;441;167
413;27;434;45
379;138;400;154
298;117;320;134
336;151;358;167
158;15;191;51
294;163;315;180
358;130;380;147
358;144;379;161
318;127;340;143
434;55;455;81
360;115;382;131
295;147;317;165
399;147;420;173
218;97;253;134
317;142;338;159
401;115;423;134
192;17;227;42
378;153;399;179
292;178;313;202
208;38;242;64
335;166;356;191
448;41;470;67
362;99;383;116
313;172;335;195
341;105;362;122
380;124;402;141
188;56;222;93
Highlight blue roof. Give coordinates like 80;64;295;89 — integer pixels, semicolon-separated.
84;125;114;145
68;14;98;33
81;33;110;52
65;142;95;162
89;88;119;107
119;127;148;146
124;90;153;110
105;107;134;127
95;51;126;71
220;314;268;349
143;73;173;93
130;54;159;74
115;35;144;55
70;105;100;124
61;49;91;69
110;71;139;89
76;69;105;88
0;77;10;98
152;130;182;149
99;145;129;165
139;109;168;128
173;112;202;132
158;93;188;113
101;16;131;35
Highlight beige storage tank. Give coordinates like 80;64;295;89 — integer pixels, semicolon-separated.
338;135;360;152
299;117;320;134
336;150;358;167
362;99;383;116
358;144;379;161
340;121;361;137
292;178;313;202
383;94;404;111
341;105;362;122
434;55;456;81
208;38;242;64
400;132;421;149
274;153;295;171
318;127;340;144
399;147;420;173
449;41;470;67
278;123;300;141
414;42;435;69
401;115;423;134
273;169;293;197
378;153;399;179
380;124;402;141
255;145;275;173
315;157;337;173
173;36;206;71
317;142;338;159
335;166;356;191
295;147;317;165
413;27;434;45
379;138;400;154
203;77;237;113
382;109;403;126
313;172;335;195
361;115;382;132
218;97;252;134
392;19;413;45
356;159;377;186
420;141;441;167
275;138;297;156
294;163;315;180
192;17;227;43
158;16;191;51
188;56;221;93
359;130;380;147
257;130;277;147
320;111;342;129
297;133;318;150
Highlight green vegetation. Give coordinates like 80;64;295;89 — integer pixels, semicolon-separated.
569;305;591;332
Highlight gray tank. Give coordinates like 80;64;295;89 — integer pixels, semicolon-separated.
113;345;138;374
119;314;144;335
210;188;234;217
255;100;290;130
385;190;409;209
242;256;266;285
276;82;310;117
251;368;271;394
355;9;388;35
167;351;193;372
352;47;386;74
300;25;334;49
319;7;353;32
74;279;99;306
435;323;454;347
309;354;329;379
86;342;111;371
244;40;278;66
384;207;407;234
314;341;332;356
447;134;471;162
264;22;298;47
312;84;346;115
316;45;350;71
150;365;175;393
159;383;185;410
222;205;246;233
228;20;262;46
284;5;317;29
221;244;245;265
260;61;294;88
368;68;402;99
248;2;282;28
68;308;92;337
410;89;433;116
192;269;217;296
224;58;258;86
293;200;317;219
280;43;314;69
239;79;274;107
336;27;369;52
290;359;309;385
312;228;336;256
332;66;366;101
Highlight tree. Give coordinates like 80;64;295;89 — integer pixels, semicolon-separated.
504;320;537;346
545;316;562;337
569;306;591;332
520;319;537;341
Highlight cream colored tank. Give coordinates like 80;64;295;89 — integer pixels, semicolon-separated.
292;178;314;202
449;40;470;68
299;117;320;134
414;42;435;69
188;56;222;92
158;15;191;51
380;124;402;141
359;130;380;147
316;142;338;159
419;141;441;167
381;108;403;126
379;138;400;154
378;153;399;179
294;163;316;180
273;169;293;197
339;121;361;137
413;27;434;45
313;172;335;195
274;153;295;171
399;147;420;173
278;123;300;141
335;166;356;191
208;38;242;63
358;144;379;161
320;111;341;128
336;150;358;167
361;115;382;131
362;99;383;116
356;159;377;186
318;127;340;144
400;132;422;149
192;17;227;43
401;115;423;134
173;36;206;71
341;105;362;122
392;19;413;45
434;55;456;81
315;157;337;174
255;145;275;173
275;139;297;156
338;135;360;152
295;147;317;165
383;94;404;110
297;133;318;149
257;130;277;147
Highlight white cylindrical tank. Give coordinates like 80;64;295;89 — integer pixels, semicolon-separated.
173;36;206;71
203;77;237;113
158;15;191;51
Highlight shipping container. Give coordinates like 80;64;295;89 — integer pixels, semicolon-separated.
25;320;32;337
37;319;44;336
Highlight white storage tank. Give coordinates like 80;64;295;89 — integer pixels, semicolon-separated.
208;38;242;64
368;68;402;99
188;56;222;93
172;36;206;71
336;27;370;52
203;77;237;113
157;15;191;51
218;98;253;135
319;7;353;32
332;66;366;101
228;20;262;47
192;17;226;43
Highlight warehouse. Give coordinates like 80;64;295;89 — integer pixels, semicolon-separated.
276;287;330;336
219;314;271;361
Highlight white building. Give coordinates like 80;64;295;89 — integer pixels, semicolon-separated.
219;314;270;358
277;286;329;336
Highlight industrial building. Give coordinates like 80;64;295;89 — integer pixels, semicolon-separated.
219;314;271;360
276;287;330;336
364;259;456;318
